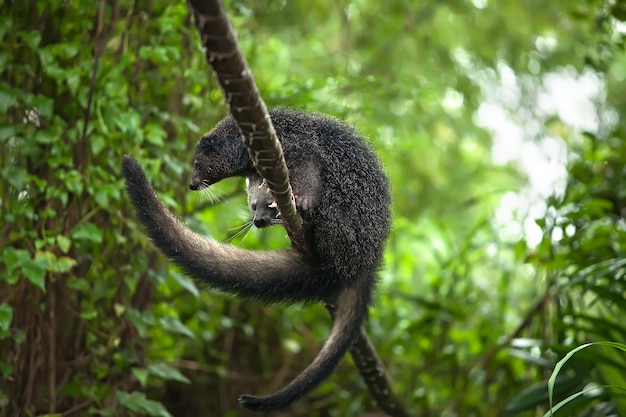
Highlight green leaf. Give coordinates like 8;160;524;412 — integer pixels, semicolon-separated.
116;391;173;417
547;342;626;414
94;188;109;208
543;385;622;417
0;15;12;41
91;134;107;156
504;375;582;415
132;367;149;387
56;235;71;254
0;52;8;72
147;363;191;384
0;360;13;377
115;111;141;136
66;277;89;292
63;170;84;195
126;308;155;338
2;248;29;271
92;279;113;302
53;43;79;60
47;0;64;12
1;166;28;191
23;259;46;292
0;89;17;113
67;71;80;95
19;30;41;51
0;303;13;339
14;250;46;292
145;124;166;146
71;222;103;244
0;122;19;141
35;251;76;273
170;271;200;297
33;130;56;144
158;316;195;339
79;309;97;320
1;249;30;285
31;95;54;119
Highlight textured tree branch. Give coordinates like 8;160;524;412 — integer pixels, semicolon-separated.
186;0;306;252
186;1;408;415
325;303;412;417
351;327;411;417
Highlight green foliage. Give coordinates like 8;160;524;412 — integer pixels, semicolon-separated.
544;342;626;417
2;0;625;416
1;1;218;415
502;5;626;415
507;122;626;416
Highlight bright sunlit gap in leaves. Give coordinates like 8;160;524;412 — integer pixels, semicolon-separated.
477;65;607;247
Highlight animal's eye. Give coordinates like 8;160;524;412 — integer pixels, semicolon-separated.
251;203;257;211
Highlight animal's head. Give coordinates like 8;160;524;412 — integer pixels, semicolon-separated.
246;175;282;229
189;118;252;191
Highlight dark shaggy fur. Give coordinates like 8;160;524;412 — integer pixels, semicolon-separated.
122;108;391;412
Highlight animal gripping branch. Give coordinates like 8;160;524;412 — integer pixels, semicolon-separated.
185;1;410;415
186;0;306;252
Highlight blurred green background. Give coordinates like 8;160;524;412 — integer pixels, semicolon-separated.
2;1;626;416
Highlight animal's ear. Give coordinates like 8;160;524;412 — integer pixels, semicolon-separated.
194;138;211;157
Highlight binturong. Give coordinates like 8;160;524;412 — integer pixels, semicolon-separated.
246;175;282;229
122;108;391;412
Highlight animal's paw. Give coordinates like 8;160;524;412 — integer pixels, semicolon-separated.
294;190;316;212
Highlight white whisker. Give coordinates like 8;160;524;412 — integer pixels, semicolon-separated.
227;220;254;243
199;184;224;204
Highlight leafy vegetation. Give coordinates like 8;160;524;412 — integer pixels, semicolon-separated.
1;0;626;416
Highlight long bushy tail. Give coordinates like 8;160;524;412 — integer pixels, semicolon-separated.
121;156;369;411
121;156;328;304
238;280;370;412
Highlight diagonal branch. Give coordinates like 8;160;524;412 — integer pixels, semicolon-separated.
186;0;306;252
325;302;412;417
350;326;411;417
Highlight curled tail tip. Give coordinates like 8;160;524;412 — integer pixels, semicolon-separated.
121;154;135;169
121;156;148;188
121;155;140;176
238;394;285;412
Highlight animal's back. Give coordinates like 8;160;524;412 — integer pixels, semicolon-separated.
267;109;391;284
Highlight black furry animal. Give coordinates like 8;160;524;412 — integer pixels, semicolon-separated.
122;108;391;412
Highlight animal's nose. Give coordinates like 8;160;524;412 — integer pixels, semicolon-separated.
189;182;197;190
254;218;268;228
